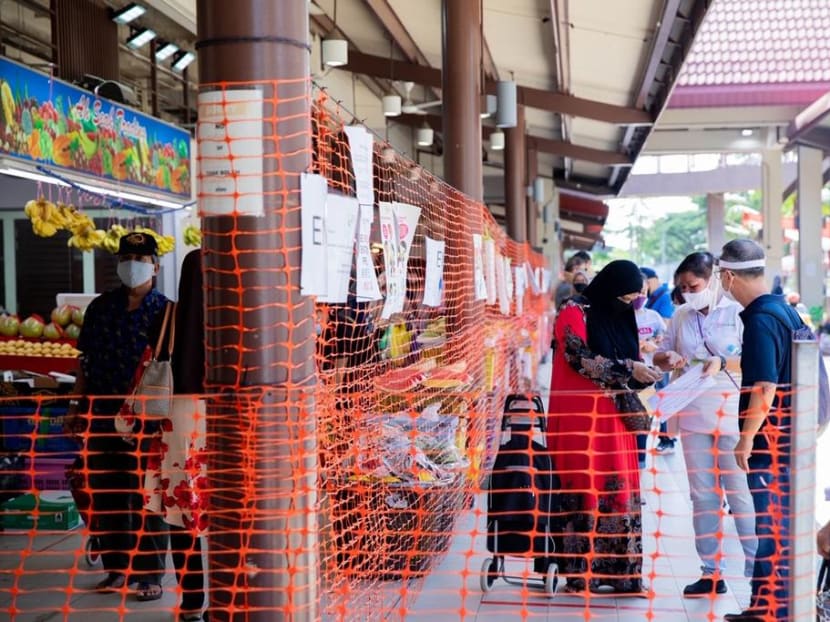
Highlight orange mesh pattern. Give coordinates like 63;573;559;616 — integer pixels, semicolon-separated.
0;79;819;622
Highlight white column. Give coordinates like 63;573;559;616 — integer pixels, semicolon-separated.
2;216;16;314
82;251;95;294
761;148;784;291
706;192;725;252
796;145;824;310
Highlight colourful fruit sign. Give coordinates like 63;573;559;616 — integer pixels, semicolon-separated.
0;57;191;199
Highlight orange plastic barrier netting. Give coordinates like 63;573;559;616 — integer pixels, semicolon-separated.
0;78;823;622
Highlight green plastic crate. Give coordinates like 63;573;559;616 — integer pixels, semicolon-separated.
1;491;80;530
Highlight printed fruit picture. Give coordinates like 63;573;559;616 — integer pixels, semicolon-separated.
0;65;191;197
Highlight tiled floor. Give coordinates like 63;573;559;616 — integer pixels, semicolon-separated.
2;360;828;621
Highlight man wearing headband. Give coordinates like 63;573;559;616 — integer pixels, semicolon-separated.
718;239;790;622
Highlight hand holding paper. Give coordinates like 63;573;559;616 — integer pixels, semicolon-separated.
648;363;717;420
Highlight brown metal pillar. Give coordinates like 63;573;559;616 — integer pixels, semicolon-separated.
149;39;159;117
505;105;527;242
197;1;318;621
526;146;538;247
441;0;482;200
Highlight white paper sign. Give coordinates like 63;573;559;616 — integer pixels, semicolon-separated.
472;234;487;301
504;257;514;305
197;89;264;216
526;262;540;295
514;265;525;315
496;254;510;315
356;204;382;301
380;201;422;319
648;364;718;419
300;173;328;297
319;194;359;304
343;125;375;207
484;238;497;305
423;236;445;307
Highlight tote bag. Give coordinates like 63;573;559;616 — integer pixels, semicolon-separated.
124;301;176;419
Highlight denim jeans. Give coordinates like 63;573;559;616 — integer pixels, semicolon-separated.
681;431;757;576
746;463;790;618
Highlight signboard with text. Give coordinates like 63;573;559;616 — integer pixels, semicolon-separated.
0;57;192;199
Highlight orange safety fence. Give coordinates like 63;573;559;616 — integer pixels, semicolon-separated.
0;77;825;622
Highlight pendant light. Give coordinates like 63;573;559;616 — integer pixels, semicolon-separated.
382;36;401;117
416;123;434;147
496;79;517;128
489;129;505;151
321;0;348;67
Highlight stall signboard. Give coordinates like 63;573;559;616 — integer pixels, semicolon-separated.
0;57;191;199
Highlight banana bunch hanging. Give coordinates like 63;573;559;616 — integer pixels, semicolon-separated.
100;224;129;254
133;226;175;256
183;224;201;247
24;197;60;237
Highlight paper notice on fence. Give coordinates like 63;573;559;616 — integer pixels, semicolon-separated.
344;125;374;208
319;193;359;304
472;234;488;301
514;265;525;315
484;237;497;305
380;201;422;319
423;236;445;307
356;204;382;302
496;254;510;315
300;173;328;297
648;364;718;420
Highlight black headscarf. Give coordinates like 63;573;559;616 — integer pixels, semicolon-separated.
581;259;643;363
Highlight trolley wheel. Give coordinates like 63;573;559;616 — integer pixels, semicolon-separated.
543;563;558;597
479;557;500;592
85;536;101;567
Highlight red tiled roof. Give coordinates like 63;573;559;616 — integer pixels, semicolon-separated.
670;0;830;108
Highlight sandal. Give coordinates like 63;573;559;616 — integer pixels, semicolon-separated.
136;582;163;602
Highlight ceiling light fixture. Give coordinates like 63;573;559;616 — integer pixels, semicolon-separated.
480;94;497;119
172;50;196;72
155;41;178;61
490;129;505;151
321;0;348;67
382;94;401;117
126;27;156;50
741;128;754;137
112;3;146;25
496;80;517;128
416;123;434;147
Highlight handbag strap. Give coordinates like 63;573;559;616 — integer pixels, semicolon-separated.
820;557;830;592
153;302;176;360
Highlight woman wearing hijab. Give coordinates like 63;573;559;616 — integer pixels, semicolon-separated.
548;260;663;594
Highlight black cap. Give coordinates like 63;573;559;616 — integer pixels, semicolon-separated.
117;231;158;257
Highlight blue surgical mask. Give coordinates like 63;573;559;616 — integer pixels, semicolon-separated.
117;260;155;289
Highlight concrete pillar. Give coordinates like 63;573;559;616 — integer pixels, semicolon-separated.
196;1;318;620
441;0;482;201
797;145;824;310
505;105;527;242
706;193;725;253
761;148;784;290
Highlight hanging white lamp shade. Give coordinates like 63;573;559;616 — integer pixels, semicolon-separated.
382;94;402;116
489;129;505;151
533;177;545;203
496;80;517;128
416;125;434;147
321;38;348;67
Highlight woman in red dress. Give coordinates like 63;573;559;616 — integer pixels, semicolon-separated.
548;259;662;594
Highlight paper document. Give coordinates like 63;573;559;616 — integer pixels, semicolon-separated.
648;364;717;419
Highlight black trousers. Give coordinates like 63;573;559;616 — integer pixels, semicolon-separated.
87;436;168;583
169;525;206;612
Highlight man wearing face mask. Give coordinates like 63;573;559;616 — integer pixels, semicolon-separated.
64;232;170;594
716;239;792;622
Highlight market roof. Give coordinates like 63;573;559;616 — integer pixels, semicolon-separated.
670;0;830;108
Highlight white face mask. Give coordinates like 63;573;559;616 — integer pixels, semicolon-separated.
683;286;713;311
117;260;155;289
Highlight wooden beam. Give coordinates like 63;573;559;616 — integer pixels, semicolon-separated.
482;36;499;81
345;51;652;125
393;113;631;165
